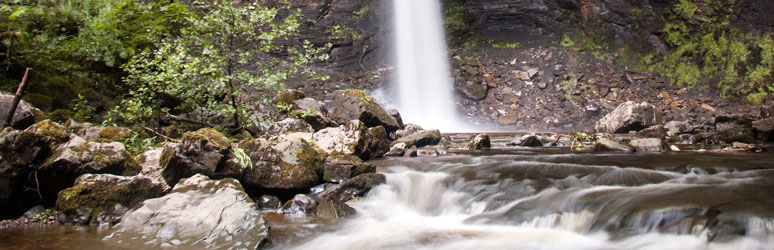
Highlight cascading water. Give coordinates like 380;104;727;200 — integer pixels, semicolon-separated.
284;152;774;250
392;0;464;132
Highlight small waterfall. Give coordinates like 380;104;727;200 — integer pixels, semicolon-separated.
393;0;464;132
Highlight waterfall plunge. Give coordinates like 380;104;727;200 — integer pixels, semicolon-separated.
393;0;466;132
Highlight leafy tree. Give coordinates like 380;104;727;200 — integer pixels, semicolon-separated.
119;0;330;130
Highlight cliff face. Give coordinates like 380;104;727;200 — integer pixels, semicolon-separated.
285;0;774;131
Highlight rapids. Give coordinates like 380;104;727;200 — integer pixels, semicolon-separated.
283;152;774;250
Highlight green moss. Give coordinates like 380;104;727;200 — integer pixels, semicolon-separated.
98;126;131;141
182;128;231;149
48;109;74;123
29;120;70;143
560;33;576;48
492;42;520;49
159;146;176;169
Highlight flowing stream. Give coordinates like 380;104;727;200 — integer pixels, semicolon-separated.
283;148;774;250
393;0;463;132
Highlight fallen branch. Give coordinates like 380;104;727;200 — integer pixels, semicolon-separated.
142;126;179;143
2;67;31;128
162;113;216;127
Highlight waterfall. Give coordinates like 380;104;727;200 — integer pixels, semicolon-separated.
393;0;465;132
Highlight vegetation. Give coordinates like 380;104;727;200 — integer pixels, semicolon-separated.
656;0;773;102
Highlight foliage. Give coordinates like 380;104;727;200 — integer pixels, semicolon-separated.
656;0;774;102
117;0;330;129
232;146;252;170
492;42;520;49
444;5;473;45
123;130;160;156
72;94;96;122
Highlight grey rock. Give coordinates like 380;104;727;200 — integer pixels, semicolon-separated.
466;134;491;150
630;138;667;152
385;142;407;157
240;137;324;190
595;101;661;133
313;120;375;160
392;129;441;148
293;98;337;131
323;155;374;183
320;173;386;203
258;195;282;210
266;118;314;135
392;123;424;140
0;93;43;130
160;128;243;186
387;109;405;129
508;134;543;147
105;174;268;249
594;138;635;152
665;121;693;136
328;89;400;133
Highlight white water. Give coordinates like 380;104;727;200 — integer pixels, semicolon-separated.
393;0;465;132
288;168;774;250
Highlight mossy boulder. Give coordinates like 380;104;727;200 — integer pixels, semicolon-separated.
55;174;166;225
282;194;355;219
367;126;391;158
240;137;325;190
328;89;400;133
37;136;141;205
313;120;376;160
104;174;269;249
160;128;244;186
0;92;47;130
22;93;54;112
97;126;132;142
273;89;306;104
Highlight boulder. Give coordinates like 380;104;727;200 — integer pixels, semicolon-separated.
323;155;375;183
595;101;660;133
0;93;44;130
136;147;170;191
456;81;488;100
38;136;141;204
320;173;386;203
630;138;668;152
258;195;282;210
0;120;72;217
160;128;244;186
392;130;441;148
282;194;355;219
385;142;407;157
508;134;543;147
404;145;418;157
55;174;166;225
274;89;306;104
593;138;635;152
465;134;491;150
665;121;693;136
367;126;391;158
312;120;374;160
266;118;314;135
328;90;400;133
392;123;424;140
292;98;337;130
240;137;324;190
104;174;269;249
387;109;405;129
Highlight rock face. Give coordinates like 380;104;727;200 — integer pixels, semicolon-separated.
160;128;244;186
240;137;324;190
595;102;660;133
105;174;269;249
715;121;755;143
55;174;166;225
0;93;44;130
328;90;401;133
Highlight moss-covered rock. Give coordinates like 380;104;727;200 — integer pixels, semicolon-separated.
55;174;166;225
22;93;53;112
312;120;375;160
97;126;132;142
160;128;243;186
241;137;325;190
323;155;375;183
273;89;306;104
